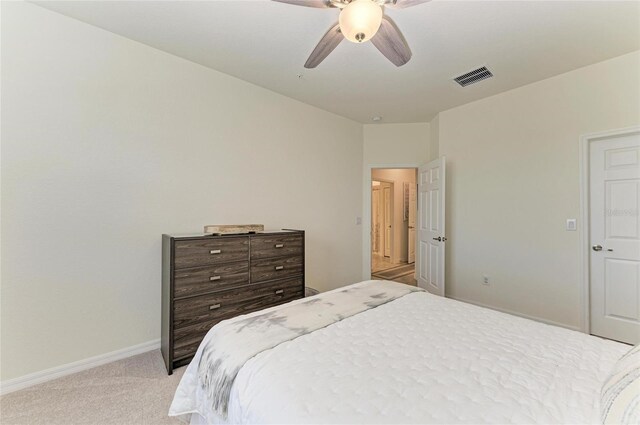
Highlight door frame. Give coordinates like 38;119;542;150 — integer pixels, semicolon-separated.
364;164;420;280
578;125;640;335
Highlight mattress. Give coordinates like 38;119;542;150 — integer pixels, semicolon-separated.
170;284;630;424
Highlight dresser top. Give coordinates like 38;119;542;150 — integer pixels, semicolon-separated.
164;229;303;240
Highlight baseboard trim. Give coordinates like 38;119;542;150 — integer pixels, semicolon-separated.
451;296;583;333
0;339;161;396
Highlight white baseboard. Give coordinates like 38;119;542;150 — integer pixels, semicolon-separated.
0;339;161;396
451;296;583;333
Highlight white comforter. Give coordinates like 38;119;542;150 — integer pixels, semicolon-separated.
170;285;629;424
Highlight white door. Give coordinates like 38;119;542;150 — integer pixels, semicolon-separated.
590;132;640;344
408;183;417;264
372;186;381;254
417;157;446;296
383;185;391;258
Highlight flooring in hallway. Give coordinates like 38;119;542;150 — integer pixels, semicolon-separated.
372;254;394;273
371;254;417;286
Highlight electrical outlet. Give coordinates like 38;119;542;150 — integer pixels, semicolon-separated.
482;275;490;285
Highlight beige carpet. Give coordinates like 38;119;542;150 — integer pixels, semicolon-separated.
0;350;185;425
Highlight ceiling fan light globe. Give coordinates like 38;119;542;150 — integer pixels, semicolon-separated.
338;0;383;43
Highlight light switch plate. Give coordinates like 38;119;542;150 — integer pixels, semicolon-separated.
566;219;577;231
355;217;362;225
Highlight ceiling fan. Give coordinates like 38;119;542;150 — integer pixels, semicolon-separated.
273;0;430;68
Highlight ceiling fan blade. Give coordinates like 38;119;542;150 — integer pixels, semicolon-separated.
384;0;430;9
272;0;334;8
304;23;344;68
371;16;412;67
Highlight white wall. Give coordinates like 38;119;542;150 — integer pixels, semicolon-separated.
436;50;640;330
0;2;363;381
362;123;430;276
371;169;416;263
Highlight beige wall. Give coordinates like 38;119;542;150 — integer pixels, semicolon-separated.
371;169;416;263
362;123;430;276
0;2;363;381
363;123;431;166
429;115;439;159
436;50;640;330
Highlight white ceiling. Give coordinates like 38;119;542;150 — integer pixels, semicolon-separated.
33;0;640;123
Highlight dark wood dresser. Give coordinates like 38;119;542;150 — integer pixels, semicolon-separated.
161;229;305;374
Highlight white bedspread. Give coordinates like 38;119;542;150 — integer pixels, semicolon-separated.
170;285;630;424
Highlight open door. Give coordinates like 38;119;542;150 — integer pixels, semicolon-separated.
417;157;446;296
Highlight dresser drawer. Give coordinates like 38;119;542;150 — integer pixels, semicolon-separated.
172;284;302;361
251;235;303;259
174;277;303;329
174;262;249;299
251;255;303;283
174;237;248;269
173;320;222;361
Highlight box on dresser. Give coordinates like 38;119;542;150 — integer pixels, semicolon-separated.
161;229;305;374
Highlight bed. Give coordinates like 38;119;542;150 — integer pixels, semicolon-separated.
169;280;634;424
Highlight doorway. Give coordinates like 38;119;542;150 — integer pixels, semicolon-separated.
370;168;418;286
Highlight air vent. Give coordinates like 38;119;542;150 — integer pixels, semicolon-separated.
454;66;493;87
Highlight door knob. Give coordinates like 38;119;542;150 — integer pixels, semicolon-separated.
592;245;603;251
433;237;442;242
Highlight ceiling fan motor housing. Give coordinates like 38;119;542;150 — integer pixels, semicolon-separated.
338;0;383;43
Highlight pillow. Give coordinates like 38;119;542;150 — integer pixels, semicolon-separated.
601;344;640;424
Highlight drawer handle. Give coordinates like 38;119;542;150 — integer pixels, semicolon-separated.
210;276;221;281
210;249;222;255
275;289;284;295
209;304;221;310
274;266;284;271
275;244;284;248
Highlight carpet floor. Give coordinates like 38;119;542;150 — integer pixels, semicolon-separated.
0;350;184;425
